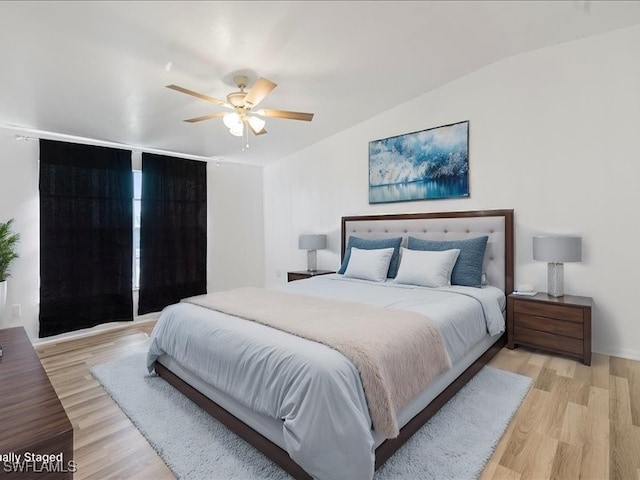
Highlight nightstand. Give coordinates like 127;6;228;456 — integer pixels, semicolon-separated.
507;292;592;365
287;270;335;282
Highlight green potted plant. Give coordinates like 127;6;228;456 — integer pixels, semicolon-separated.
0;219;20;311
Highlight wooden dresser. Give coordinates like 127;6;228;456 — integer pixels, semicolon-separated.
0;327;74;479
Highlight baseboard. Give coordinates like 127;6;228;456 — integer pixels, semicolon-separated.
33;316;158;346
593;346;640;362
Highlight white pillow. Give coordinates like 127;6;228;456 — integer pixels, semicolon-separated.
394;247;461;287
343;247;394;282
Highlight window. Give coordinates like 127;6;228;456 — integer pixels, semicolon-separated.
133;170;142;289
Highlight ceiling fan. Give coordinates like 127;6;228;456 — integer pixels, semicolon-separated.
166;75;314;137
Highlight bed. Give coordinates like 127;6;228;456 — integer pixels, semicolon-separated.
147;209;514;479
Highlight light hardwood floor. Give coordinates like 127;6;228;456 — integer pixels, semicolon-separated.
36;324;639;480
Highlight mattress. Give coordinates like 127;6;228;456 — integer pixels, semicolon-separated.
278;274;506;363
147;275;505;479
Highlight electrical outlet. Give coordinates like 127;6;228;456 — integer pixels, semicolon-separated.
11;304;21;317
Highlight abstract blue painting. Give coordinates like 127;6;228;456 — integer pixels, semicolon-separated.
369;121;469;204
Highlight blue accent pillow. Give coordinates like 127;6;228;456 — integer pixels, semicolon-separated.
338;236;403;278
407;236;489;287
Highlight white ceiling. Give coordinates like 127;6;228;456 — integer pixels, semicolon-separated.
1;1;640;166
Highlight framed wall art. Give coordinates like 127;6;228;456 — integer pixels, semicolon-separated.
369;120;469;204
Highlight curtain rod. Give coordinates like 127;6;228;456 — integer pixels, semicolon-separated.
2;124;222;164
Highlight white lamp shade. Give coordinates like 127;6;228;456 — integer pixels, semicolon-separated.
248;115;266;133
223;112;242;129
533;235;582;263
229;123;244;137
298;234;326;250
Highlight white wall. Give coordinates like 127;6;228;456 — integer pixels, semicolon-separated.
264;25;640;360
208;162;265;291
0;133;40;337
0;135;265;341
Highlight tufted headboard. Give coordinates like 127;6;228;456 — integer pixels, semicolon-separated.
341;209;514;293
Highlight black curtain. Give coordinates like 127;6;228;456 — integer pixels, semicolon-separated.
138;154;207;315
39;140;133;338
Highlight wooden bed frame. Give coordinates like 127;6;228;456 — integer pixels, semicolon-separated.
155;209;514;479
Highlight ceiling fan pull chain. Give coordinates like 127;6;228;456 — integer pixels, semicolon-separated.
242;125;250;151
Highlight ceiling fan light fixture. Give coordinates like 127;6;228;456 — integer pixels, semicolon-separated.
248;115;266;133
229;123;244;137
223;112;242;129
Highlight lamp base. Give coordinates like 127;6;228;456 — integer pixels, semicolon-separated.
547;262;564;297
307;250;318;272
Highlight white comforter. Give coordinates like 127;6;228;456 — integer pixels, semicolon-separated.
147;275;505;480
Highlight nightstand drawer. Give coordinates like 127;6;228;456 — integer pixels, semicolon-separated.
514;326;583;355
513;301;583;323
514;313;583;339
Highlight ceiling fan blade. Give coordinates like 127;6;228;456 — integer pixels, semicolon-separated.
243;77;277;108
166;84;231;108
254;109;314;122
183;112;227;123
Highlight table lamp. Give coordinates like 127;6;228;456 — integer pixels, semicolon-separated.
533;235;582;297
298;234;326;272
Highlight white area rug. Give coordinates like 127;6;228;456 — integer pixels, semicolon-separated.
91;353;531;480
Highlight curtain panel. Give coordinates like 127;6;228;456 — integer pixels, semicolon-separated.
138;154;207;315
39;140;133;338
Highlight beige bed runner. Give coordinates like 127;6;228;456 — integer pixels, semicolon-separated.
183;287;452;438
